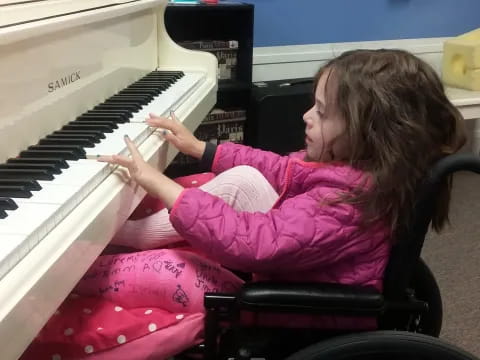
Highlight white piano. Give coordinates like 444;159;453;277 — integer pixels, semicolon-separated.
0;1;217;358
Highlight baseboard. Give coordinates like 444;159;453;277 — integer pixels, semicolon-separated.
252;37;449;82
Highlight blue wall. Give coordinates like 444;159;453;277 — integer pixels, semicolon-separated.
241;0;480;47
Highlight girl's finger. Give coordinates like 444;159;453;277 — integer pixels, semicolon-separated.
96;155;114;163
161;129;177;145
148;113;182;133
146;116;172;131
124;135;144;162
97;154;132;168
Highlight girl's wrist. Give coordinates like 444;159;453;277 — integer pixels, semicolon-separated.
190;140;206;159
148;171;184;209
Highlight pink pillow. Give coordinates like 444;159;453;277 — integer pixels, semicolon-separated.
129;172;216;220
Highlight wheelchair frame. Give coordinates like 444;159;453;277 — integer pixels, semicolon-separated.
179;153;480;360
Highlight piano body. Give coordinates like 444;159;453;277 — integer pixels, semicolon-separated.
0;1;217;358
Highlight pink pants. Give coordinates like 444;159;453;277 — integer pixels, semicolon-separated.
20;166;279;360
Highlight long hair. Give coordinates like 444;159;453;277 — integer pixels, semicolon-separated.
316;49;466;238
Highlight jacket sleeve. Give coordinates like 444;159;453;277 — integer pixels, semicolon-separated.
170;187;373;274
211;142;295;193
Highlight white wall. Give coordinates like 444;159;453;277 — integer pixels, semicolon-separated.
252;37;480;155
252;37;446;82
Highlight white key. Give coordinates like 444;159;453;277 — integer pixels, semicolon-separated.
15;183;79;205
46;160;110;188
85;123;153;158
15;183;81;223
0;161;110;238
0;202;60;254
131;72;205;121
0;160;111;280
0;234;28;279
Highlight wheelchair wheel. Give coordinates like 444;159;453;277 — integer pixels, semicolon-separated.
410;258;443;336
285;331;478;360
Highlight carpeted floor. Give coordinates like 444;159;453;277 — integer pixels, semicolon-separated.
422;169;480;356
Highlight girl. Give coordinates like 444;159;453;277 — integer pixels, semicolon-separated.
21;49;465;360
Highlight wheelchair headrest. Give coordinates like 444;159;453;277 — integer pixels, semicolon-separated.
384;153;480;298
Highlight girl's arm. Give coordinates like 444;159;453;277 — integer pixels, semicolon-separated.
170;187;372;274
146;113;294;193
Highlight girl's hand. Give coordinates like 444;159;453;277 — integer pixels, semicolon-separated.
98;135;183;207
146;111;206;159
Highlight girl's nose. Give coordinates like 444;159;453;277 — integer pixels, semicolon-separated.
303;107;313;126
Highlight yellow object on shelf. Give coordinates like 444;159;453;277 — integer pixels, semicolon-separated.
442;28;480;91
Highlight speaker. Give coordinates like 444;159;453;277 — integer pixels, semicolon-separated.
246;78;314;155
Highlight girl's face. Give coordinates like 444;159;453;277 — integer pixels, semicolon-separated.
303;70;348;162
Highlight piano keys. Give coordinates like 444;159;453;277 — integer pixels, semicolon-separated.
0;1;217;358
0;69;206;277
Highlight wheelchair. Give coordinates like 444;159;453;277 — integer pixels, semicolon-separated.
176;152;480;360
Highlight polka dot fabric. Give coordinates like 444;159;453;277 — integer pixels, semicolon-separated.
128;173;215;220
20;296;183;359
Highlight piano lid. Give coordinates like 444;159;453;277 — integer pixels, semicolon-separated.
0;0;146;28
0;0;162;47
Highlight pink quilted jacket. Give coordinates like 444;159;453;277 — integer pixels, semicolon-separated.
170;143;391;291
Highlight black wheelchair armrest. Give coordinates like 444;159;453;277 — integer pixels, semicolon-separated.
237;281;384;316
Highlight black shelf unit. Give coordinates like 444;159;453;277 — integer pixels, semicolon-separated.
164;1;254;177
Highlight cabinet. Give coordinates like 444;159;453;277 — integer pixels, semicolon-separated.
164;1;254;177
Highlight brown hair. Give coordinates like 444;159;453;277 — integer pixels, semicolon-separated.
315;49;466;238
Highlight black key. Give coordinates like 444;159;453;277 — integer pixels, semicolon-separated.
0;209;6;219
39;138;95;148
104;97;146;103
111;93;154;101
69;121;118;130
119;87;161;94
149;72;183;79
87;108;132;115
97;104;142;112
116;92;155;99
0;163;60;175
75;114;128;127
93;104;140;112
132;81;171;88
135;75;173;80
53;130;105;140
46;133;101;144
28;145;86;158
130;84;170;91
117;90;160;97
140;77;175;82
139;74;176;78
109;93;152;98
0;179;41;191
19;150;82;161
7;157;69;169
0;186;32;198
83;112;132;121
0;197;18;210
62;124;113;133
0;169;54;181
130;80;172;85
133;79;173;84
105;98;149;106
122;87;165;96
